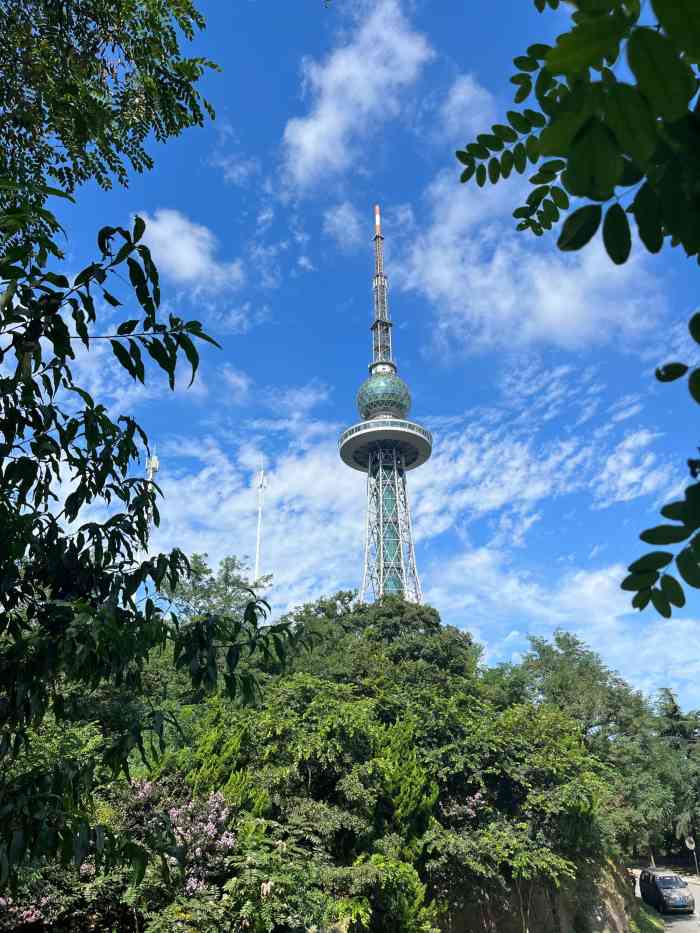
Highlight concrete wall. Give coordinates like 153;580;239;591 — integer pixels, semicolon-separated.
441;862;637;933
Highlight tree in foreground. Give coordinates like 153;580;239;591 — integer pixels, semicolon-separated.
456;0;700;617
0;0;305;886
0;0;216;228
0;206;302;886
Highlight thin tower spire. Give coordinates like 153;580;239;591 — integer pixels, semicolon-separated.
371;203;392;368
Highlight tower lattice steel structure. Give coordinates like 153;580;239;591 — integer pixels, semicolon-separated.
339;205;432;602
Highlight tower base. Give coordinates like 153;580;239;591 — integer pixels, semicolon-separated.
362;444;422;603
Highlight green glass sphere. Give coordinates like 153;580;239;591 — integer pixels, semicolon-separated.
356;372;411;420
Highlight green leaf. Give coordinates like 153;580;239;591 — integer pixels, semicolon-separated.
677;547;700;587
545;12;628;75
493;124;519;143
539;159;566;174
604;83;657;165
513;143;527;173
660;573;686;608
460;165;475;183
514;55;539;72
651;0;700;60
478;133;505;152
467;142;490;160
145;338;175;389
476;164;487;187
508;111;532;134
567;119;623;197
117;320;140;336
524;109;547;128
620;159;644;187
650;587;672;618
456;150;473;166
640;524;692;546
133;215;146;243
632;589;652;610
527;185;550;208
541;199;559;224
102;289;122;308
603;203;632;265
629;183;663;255
43;271;69;288
526;135;540;163
551;186;569;210
127;844;148;885
689;368;700;404
627;27;694;122
661;501;686;522
628;552;674;573
528;43;552;60
488;157;501;184
655;362;688;382
621;571;659;591
514;77;532;104
557;205;602;251
177;334;200;388
500;149;514;178
689;312;700;346
110;340;136;379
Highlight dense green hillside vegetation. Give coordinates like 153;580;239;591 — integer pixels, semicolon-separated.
2;556;699;931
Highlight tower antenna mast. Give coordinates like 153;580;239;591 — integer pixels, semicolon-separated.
254;457;266;583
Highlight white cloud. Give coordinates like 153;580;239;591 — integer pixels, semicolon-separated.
210;152;260;187
426;544;700;704
298;255;315;272
395;169;664;351
593;429;673;508
222;365;252;404
282;0;433;189
139;209;245;293
216;301;271;334
323;201;365;252
150;436;364;615
438;73;496;144
609;393;644;423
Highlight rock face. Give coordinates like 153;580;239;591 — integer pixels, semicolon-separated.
444;862;641;933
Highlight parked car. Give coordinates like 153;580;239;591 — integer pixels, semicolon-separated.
639;869;695;914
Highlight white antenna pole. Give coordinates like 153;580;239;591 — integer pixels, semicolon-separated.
254;458;266;583
145;445;159;532
142;445;160;556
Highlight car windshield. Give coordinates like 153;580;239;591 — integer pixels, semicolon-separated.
657;876;685;889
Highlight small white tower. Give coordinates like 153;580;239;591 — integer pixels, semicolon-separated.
144;446;160;536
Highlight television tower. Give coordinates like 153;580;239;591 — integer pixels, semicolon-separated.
339;205;432;602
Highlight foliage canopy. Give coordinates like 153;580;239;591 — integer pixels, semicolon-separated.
456;0;700;617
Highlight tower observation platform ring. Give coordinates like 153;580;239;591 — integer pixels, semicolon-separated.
339;204;432;603
339;419;432;472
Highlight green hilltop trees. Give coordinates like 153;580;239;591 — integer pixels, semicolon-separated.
2;563;687;932
456;0;700;618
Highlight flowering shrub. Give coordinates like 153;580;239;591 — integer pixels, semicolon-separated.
128;780;237;897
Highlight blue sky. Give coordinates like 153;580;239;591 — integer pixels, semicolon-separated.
56;0;700;705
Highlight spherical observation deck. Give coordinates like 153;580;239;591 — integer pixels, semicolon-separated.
357;372;411;421
339;418;432;473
